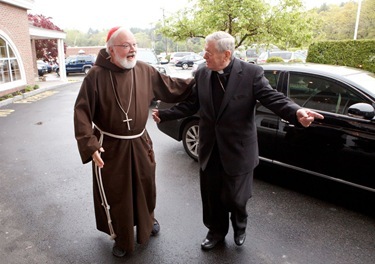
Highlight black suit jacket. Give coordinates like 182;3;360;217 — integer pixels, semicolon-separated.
159;58;301;175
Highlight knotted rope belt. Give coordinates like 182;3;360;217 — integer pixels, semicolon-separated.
94;125;145;239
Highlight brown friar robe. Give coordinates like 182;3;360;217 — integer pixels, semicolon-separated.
74;49;193;252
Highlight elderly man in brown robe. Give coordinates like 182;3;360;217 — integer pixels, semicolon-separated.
73;27;193;258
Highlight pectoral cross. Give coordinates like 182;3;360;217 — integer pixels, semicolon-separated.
123;113;132;130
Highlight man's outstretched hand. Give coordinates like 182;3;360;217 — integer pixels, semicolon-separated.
296;108;324;127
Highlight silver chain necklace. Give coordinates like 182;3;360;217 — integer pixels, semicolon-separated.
217;74;226;92
109;70;134;130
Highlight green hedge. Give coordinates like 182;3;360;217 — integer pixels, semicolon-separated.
266;57;284;63
307;39;375;73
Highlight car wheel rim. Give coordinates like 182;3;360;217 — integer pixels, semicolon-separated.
185;125;199;158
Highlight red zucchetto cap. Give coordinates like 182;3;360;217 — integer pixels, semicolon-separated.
106;26;121;42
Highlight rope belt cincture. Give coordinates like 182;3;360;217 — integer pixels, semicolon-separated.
93;125;145;240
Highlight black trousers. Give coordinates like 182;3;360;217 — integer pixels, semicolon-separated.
200;144;253;240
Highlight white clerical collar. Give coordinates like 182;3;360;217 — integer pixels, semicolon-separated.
217;70;224;74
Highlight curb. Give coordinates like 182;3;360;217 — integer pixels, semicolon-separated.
0;81;77;108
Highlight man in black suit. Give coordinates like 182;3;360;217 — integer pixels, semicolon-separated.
152;31;323;250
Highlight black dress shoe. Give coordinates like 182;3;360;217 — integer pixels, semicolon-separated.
234;232;246;246
201;237;224;250
112;243;126;258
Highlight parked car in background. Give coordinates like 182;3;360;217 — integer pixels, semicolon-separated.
246;44;280;64
46;63;52;73
245;48;260;64
295;49;308;57
137;48;171;105
157;54;169;64
37;60;51;73
191;59;206;77
137;48;169;75
156;63;375;193
137;48;159;65
56;54;96;76
51;62;58;72
175;54;203;69
256;51;306;64
36;60;48;76
169;52;196;64
233;50;247;61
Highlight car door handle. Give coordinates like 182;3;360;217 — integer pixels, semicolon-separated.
281;119;295;127
260;119;279;129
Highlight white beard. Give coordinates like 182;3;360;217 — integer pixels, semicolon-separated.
113;50;137;69
118;57;137;69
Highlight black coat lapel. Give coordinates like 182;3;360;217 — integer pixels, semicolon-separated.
217;59;243;119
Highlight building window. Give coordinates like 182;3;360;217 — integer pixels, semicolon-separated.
0;37;21;84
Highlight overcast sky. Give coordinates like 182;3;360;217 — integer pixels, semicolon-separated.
29;0;352;32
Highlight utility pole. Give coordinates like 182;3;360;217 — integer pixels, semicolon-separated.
353;0;362;40
161;8;168;55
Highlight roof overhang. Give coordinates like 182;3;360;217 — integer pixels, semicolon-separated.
0;0;34;10
29;25;66;40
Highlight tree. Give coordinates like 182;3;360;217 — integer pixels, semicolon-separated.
28;14;66;60
358;0;375;39
313;0;375;41
157;0;317;49
134;32;152;49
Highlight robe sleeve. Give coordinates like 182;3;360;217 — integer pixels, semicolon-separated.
158;83;200;122
152;70;195;103
73;76;101;164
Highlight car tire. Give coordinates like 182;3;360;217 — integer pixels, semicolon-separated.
84;67;91;74
182;63;189;70
182;119;199;161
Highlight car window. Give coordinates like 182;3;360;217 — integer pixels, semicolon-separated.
264;70;280;90
258;52;268;60
294;53;306;60
271;52;292;60
288;73;364;114
175;52;191;57
246;49;258;57
137;49;159;65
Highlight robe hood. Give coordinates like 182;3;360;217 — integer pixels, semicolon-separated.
95;48;128;73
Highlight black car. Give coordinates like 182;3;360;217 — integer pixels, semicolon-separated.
156;63;375;193
175;54;204;70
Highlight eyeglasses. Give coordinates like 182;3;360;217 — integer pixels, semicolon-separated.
113;42;137;50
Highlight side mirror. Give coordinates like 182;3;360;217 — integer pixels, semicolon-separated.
348;103;375;119
160;59;169;65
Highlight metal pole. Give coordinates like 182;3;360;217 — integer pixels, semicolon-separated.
161;8;168;55
354;0;362;40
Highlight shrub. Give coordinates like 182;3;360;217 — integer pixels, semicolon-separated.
25;85;34;92
307;39;375;73
266;57;284;63
288;59;304;63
